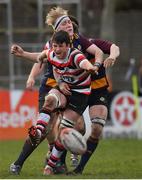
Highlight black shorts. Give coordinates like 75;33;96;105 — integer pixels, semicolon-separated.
88;88;109;107
66;91;89;115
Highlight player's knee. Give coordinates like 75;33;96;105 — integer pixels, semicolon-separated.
74;116;85;135
60;117;75;129
42;93;59;113
90;117;106;140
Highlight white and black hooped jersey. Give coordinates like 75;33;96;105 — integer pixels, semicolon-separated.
46;48;91;95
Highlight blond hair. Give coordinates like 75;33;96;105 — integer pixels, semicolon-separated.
46;6;68;27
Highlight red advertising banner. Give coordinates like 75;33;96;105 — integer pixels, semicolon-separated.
2;90;141;140
0;90;39;140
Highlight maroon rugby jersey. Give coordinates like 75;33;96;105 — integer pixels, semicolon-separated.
90;38;112;54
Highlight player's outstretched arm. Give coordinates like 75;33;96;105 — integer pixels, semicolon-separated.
11;44;41;62
11;44;45;90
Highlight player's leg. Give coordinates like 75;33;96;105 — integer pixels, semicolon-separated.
10;91;48;175
28;88;67;146
45;112;61;161
70;116;85;167
71;89;108;174
10;88;65;175
73;105;107;174
44;113;68;174
58;115;85;171
44;109;81;175
45;96;86;173
44;91;88;175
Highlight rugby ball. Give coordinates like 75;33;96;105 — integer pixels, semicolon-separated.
60;128;87;155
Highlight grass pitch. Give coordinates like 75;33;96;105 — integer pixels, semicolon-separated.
0;138;142;179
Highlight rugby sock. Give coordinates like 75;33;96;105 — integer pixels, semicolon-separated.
45;142;55;161
48;140;65;168
60;150;67;164
75;138;98;172
14;138;39;166
48;142;55;152
36;113;51;137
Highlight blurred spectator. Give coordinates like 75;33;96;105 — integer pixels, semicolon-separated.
125;58;136;81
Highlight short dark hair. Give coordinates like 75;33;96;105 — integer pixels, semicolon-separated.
52;30;71;45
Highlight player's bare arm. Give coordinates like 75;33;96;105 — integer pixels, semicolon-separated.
79;59;99;75
86;44;104;73
37;50;48;63
103;44;120;68
26;63;44;90
11;44;41;62
11;44;24;57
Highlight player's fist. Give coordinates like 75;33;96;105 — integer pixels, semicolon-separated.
11;44;24;57
103;57;115;68
26;76;35;90
59;82;72;96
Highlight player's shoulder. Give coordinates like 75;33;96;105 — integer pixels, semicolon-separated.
70;47;83;56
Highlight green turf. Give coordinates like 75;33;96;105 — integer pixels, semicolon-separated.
0;138;142;179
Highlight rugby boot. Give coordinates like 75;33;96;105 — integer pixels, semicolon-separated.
43;165;54;175
10;162;22;175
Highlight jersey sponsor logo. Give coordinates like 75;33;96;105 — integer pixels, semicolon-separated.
100;96;105;102
62;76;75;83
77;45;81;50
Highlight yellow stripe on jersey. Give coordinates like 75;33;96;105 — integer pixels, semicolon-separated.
91;77;108;89
46;78;57;87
